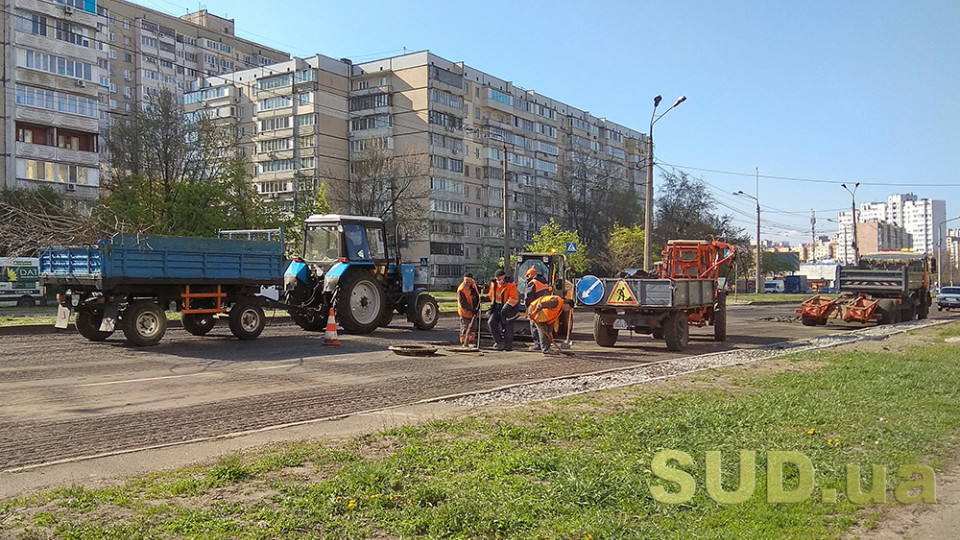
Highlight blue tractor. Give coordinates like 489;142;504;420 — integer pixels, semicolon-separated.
283;215;439;334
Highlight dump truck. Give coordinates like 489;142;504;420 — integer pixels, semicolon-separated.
797;251;932;326
576;239;736;351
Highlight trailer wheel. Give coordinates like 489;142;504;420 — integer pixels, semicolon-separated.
122;302;167;346
877;299;898;325
663;311;689;352
801;317;819;327
229;299;266;340
336;272;384;334
76;310;113;341
413;295;439;330
713;293;728;341
292;311;326;332
594;313;618;347
182;313;216;336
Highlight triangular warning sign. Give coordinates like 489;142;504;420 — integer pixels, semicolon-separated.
607;279;638;306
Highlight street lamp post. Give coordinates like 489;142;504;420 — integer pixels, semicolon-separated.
840;183;860;265
469;129;511;273
643;94;686;272
938;216;960;290
734;190;762;294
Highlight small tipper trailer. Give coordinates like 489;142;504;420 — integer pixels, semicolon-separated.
797;251;932;326
576;239;735;351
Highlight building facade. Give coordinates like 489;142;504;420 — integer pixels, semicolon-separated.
0;0;288;200
845;193;946;256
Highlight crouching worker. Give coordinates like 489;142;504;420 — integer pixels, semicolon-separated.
456;272;481;346
488;269;519;351
527;294;565;355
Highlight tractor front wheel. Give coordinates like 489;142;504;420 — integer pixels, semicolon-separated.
413;295;439;330
336;273;385;334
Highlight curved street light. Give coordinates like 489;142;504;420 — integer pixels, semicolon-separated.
643;95;687;272
840;182;860;264
938;215;960;290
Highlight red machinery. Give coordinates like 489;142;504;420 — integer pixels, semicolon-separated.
658;239;737;332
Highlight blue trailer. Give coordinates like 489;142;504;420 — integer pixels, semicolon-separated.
41;231;285;346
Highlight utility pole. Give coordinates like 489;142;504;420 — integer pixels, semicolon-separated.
841;183;860;264
755;168;762;294
501;137;510;274
810;209;816;263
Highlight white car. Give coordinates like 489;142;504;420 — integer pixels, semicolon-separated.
936;286;960;311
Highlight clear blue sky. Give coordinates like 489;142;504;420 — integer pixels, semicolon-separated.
154;0;959;244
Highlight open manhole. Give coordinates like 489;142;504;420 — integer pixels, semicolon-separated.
388;344;439;357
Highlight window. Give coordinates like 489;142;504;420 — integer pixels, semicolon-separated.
428;110;462;129
490;89;511;105
428;65;463;87
430;200;465;214
259;116;291;132
259;96;291;111
299;93;310;105
431;155;463;173
430;177;465;194
349;93;389;111
15;84;98;118
429;89;464;110
15;11;47;37
299;135;314;148
22;49;93;80
295;114;317;127
430;242;464;256
351;115;391;131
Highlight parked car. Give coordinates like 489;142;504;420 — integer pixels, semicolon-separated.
936;286;960;311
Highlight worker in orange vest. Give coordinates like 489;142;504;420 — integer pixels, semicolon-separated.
528;294;565;355
487;268;520;351
523;266;552;351
456;272;481;346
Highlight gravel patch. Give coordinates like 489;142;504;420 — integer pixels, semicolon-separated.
445;318;952;408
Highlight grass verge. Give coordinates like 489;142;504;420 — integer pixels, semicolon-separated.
2;324;959;539
731;293;810;304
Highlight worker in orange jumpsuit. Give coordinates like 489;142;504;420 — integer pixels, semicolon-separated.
456;272;481;346
487;269;520;351
523;266;552;351
527;294;565;355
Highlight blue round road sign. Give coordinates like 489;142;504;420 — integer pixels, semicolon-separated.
576;275;605;305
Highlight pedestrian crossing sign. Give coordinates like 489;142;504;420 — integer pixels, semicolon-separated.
607;279;638;306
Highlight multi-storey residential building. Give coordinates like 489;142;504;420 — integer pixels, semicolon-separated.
1;0;288;201
835;212;913;265
347;51;648;285
184;55;351;207
2;0;107;200
842;193;946;257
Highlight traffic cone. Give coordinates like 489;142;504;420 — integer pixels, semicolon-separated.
322;307;341;347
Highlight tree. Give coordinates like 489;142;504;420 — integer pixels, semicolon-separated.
525;219;590;274
553;152;643;253
595;223;646;274
276;180;334;257
99;89;267;236
655;168;750;248
329;145;428;238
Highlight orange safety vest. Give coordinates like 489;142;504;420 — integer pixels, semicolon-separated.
528;295;564;324
456;279;480;319
489;281;520;307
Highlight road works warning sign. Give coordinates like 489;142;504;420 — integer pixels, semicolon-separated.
607;279;639;306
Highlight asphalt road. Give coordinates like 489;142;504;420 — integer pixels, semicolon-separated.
0;304;955;472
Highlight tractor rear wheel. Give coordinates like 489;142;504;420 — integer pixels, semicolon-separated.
713;293;727;342
336;272;384;334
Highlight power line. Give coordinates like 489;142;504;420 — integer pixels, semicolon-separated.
658;160;960;188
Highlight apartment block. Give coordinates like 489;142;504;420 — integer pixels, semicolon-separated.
347;51;648;285
184;55;351;208
2;0;106;200
0;0;288;201
848;193;946;255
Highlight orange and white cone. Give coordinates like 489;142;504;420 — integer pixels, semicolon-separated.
322;307;341;347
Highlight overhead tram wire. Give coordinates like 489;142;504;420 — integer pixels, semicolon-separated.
657;160;960;188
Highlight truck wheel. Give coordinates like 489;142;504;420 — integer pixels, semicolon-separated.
336;273;384;334
182;313;216;336
801;317;819;327
229;299;266;340
16;296;35;308
413;295;439;330
76;310;113;341
594;313;618;347
652;328;664;339
877;299;898;325
292;312;326;331
917;293;929;320
713;294;728;341
122;302;167;346
663;311;689;352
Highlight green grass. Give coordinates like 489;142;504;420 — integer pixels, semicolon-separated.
3;324;959;539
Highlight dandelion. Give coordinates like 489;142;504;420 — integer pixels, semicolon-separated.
347;500;356;510
370;494;380;500
808;428;815;436
827;439;833;445
656;426;662;430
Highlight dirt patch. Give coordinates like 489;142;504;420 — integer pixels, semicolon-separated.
845;437;960;539
357;435;401;462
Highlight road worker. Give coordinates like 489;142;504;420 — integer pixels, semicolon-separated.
527;293;565;355
523;266;552;351
488;269;520;351
456;272;481;346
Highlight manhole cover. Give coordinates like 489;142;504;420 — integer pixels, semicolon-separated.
388;345;438;357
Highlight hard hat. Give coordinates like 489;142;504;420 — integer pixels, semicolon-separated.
525;266;538;278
